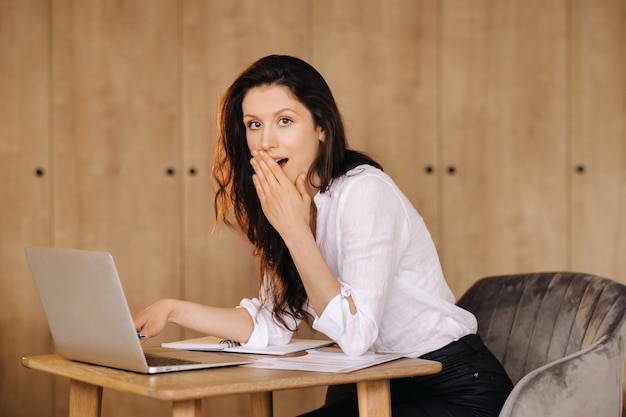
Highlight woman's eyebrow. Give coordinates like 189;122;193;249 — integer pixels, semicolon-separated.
243;108;298;120
273;107;297;115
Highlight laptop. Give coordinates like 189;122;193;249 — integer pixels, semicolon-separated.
24;246;251;374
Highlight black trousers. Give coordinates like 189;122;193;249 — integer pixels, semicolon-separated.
297;334;513;417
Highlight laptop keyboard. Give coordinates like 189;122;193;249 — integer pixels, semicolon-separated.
144;353;202;367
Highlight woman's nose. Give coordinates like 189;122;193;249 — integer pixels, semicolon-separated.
261;128;277;150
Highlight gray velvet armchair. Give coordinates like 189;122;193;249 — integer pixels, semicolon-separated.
457;272;626;417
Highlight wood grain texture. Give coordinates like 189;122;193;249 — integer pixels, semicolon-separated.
22;353;441;399
51;0;182;316
179;1;319;416
440;0;568;295
569;0;626;283
51;1;181;415
357;380;391;417
250;392;273;417
172;400;202;417
0;1;54;417
309;0;441;242
3;1;626;416
180;0;308;318
69;380;103;417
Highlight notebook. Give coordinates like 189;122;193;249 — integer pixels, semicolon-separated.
162;335;334;355
24;247;251;374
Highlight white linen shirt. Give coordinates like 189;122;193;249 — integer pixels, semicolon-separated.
238;164;477;357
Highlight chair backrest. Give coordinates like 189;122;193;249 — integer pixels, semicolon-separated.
457;272;626;385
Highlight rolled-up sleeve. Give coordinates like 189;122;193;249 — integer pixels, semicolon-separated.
312;173;411;356
238;296;297;347
312;283;380;356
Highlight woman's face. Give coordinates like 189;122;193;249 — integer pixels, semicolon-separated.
242;84;324;191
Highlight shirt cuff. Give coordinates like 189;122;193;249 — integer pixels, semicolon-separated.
238;298;269;347
312;292;348;340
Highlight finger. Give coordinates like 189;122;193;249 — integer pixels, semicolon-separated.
251;156;286;205
133;310;158;340
250;156;273;189
133;314;146;332
137;323;160;340
251;160;272;203
255;151;288;184
295;173;309;199
251;173;267;204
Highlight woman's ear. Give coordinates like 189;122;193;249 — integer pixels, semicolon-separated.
318;128;326;142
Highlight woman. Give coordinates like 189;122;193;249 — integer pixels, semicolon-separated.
134;55;513;416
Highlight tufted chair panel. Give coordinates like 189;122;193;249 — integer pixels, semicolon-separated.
457;272;626;416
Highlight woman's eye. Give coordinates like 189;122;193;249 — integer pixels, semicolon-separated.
247;121;261;129
278;117;292;126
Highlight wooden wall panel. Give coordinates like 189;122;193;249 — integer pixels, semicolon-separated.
181;1;324;416
52;0;180;416
0;1;54;416
52;0;181;330
569;0;626;284
181;0;307;317
3;1;626;416
309;0;441;242
440;0;569;296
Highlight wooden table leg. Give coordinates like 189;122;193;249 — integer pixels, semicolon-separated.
250;391;273;417
69;379;103;417
172;399;201;417
356;379;391;417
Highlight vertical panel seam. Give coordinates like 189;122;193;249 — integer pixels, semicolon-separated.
177;0;185;322
436;0;444;252
48;1;56;413
306;0;312;61
565;0;572;269
49;0;55;249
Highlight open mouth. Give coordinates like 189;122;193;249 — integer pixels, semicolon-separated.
275;158;288;168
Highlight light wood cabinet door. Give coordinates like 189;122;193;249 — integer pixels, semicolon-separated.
0;1;54;416
309;0;440;241
440;0;569;296
52;1;180;415
569;0;626;284
181;0;308;318
3;1;626;417
181;1;319;416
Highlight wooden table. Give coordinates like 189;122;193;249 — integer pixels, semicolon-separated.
22;350;441;417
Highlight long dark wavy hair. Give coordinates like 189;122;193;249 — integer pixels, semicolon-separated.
212;55;382;329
